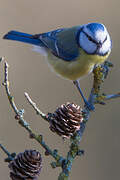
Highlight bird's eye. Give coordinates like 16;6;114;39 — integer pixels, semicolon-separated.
84;32;94;42
87;35;93;42
82;30;96;44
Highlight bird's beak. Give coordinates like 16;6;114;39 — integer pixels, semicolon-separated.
97;42;102;49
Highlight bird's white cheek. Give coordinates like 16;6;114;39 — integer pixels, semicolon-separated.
79;32;97;54
99;39;111;54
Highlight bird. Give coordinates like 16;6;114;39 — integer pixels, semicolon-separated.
3;23;112;111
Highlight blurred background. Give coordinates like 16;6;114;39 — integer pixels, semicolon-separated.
0;0;120;179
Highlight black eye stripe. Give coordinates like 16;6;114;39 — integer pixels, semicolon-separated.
103;36;107;43
82;31;107;45
82;31;97;44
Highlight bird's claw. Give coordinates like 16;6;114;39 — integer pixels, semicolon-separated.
84;102;95;111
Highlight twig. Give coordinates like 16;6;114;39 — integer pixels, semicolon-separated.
2;61;64;165
0;143;12;157
3;62;19;115
101;93;120;101
0;144;16;162
24;92;48;122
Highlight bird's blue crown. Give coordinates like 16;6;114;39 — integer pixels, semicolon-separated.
86;23;105;34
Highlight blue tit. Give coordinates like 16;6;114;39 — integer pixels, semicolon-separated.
3;23;112;111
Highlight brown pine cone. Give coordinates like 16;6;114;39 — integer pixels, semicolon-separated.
49;102;83;138
9;150;42;180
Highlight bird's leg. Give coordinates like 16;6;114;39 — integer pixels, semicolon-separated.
73;80;95;111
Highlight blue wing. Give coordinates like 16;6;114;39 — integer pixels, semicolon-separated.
33;26;82;61
3;26;82;61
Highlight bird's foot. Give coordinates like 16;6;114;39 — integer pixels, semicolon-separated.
84;101;95;111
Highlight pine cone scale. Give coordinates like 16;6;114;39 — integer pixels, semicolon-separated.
49;102;83;138
9;150;42;180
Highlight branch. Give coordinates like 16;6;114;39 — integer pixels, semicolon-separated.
0;143;16;162
2;61;64;165
24;92;48;122
2;60;119;180
104;93;120;100
88;61;118;106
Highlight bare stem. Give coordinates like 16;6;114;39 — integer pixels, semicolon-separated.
2;61;63;164
0;143;11;157
0;143;16;162
24;92;49;122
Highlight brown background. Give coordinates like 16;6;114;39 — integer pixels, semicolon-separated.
0;0;120;179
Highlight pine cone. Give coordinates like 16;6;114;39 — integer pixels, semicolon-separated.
49;102;83;138
9;150;42;180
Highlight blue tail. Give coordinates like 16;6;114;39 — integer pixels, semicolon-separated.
3;30;43;46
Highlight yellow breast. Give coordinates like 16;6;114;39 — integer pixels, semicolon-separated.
47;48;110;81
